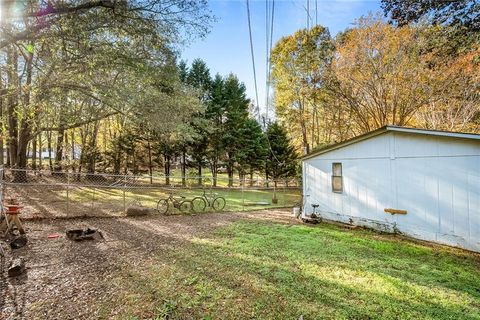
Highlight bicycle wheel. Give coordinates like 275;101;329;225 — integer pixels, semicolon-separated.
212;197;226;211
179;201;192;213
191;197;207;213
156;199;169;214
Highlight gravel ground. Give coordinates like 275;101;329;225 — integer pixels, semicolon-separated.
0;209;296;319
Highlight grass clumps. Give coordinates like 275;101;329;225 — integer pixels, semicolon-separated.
109;221;480;319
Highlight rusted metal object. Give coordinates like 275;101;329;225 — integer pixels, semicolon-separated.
0;198;26;235
384;208;408;215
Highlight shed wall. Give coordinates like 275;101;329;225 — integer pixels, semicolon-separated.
303;132;480;252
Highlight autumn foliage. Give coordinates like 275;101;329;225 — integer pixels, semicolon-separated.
271;15;480;154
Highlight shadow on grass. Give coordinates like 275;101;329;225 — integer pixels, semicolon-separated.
111;220;480;319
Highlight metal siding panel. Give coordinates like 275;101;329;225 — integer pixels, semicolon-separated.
424;159;441;238
468;157;480;250
313;133;391;160
303;132;480;252
395;133;439;158
436;138;480;156
452;158;470;248
438;169;455;234
395;158;426;227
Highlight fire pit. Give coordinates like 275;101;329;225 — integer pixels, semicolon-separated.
66;228;104;241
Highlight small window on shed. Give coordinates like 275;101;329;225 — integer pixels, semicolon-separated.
332;163;343;193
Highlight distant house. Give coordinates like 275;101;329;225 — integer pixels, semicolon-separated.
27;146;82;160
302;126;480;252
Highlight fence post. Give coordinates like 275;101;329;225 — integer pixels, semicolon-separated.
241;178;245;211
0;166;3;209
123;174;126;213
66;171;70;212
92;183;95;209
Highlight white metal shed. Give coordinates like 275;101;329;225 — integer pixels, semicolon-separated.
302;126;480;252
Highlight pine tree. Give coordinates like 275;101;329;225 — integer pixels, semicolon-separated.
236;118;268;183
221;74;251;187
182;59;212;185
265;122;298;186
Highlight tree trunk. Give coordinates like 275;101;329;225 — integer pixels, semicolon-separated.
15;119;32;181
38;133;42;170
0;71;4;166
124;155;128;175
227;157;234;188
86;122;100;174
54;127;65;171
12;43;34;182
300;99;309;155
71;129;75;171
164;154;170;186
211;158;218;187
147;140;153;184
181;150;186;187
47;131;53;171
13;42;34;182
64;130;69;165
78;127;88;175
132;148;137;174
197;164;202;186
31;134;37;170
113;151;121;175
17;128;29;168
7;46;18;168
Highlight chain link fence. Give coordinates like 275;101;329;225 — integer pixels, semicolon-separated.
0;168;301;219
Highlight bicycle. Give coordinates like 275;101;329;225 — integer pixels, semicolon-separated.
156;192;192;215
191;189;226;212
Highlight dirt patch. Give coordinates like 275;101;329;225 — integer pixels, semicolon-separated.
0;209;297;319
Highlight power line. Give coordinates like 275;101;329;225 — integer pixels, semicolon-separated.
265;0;275;122
307;0;310;30
265;0;270;121
246;0;260;119
246;0;282;165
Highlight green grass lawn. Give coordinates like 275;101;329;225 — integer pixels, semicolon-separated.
60;186;301;213
108;221;480;319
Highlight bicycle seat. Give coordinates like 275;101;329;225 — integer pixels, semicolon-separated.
311;204;319;208
180;195;186;199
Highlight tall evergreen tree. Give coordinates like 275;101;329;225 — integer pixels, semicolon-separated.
265;122;298;186
236;118;268;184
183;59;212;184
221;74;251;187
206;74;226;186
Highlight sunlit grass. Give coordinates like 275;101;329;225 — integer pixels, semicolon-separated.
108;221;480;319
55;186;301;213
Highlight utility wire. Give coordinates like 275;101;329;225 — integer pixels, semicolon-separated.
247;0;282;165
246;0;260;118
307;0;310;30
265;0;270;121
264;0;282;165
265;0;275;123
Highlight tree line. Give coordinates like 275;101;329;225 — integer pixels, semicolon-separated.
142;59;298;187
271;1;479;154
0;1;298;184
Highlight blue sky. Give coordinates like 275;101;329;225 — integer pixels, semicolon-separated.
181;0;381;116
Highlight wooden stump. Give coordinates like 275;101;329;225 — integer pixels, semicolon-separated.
126;206;152;216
